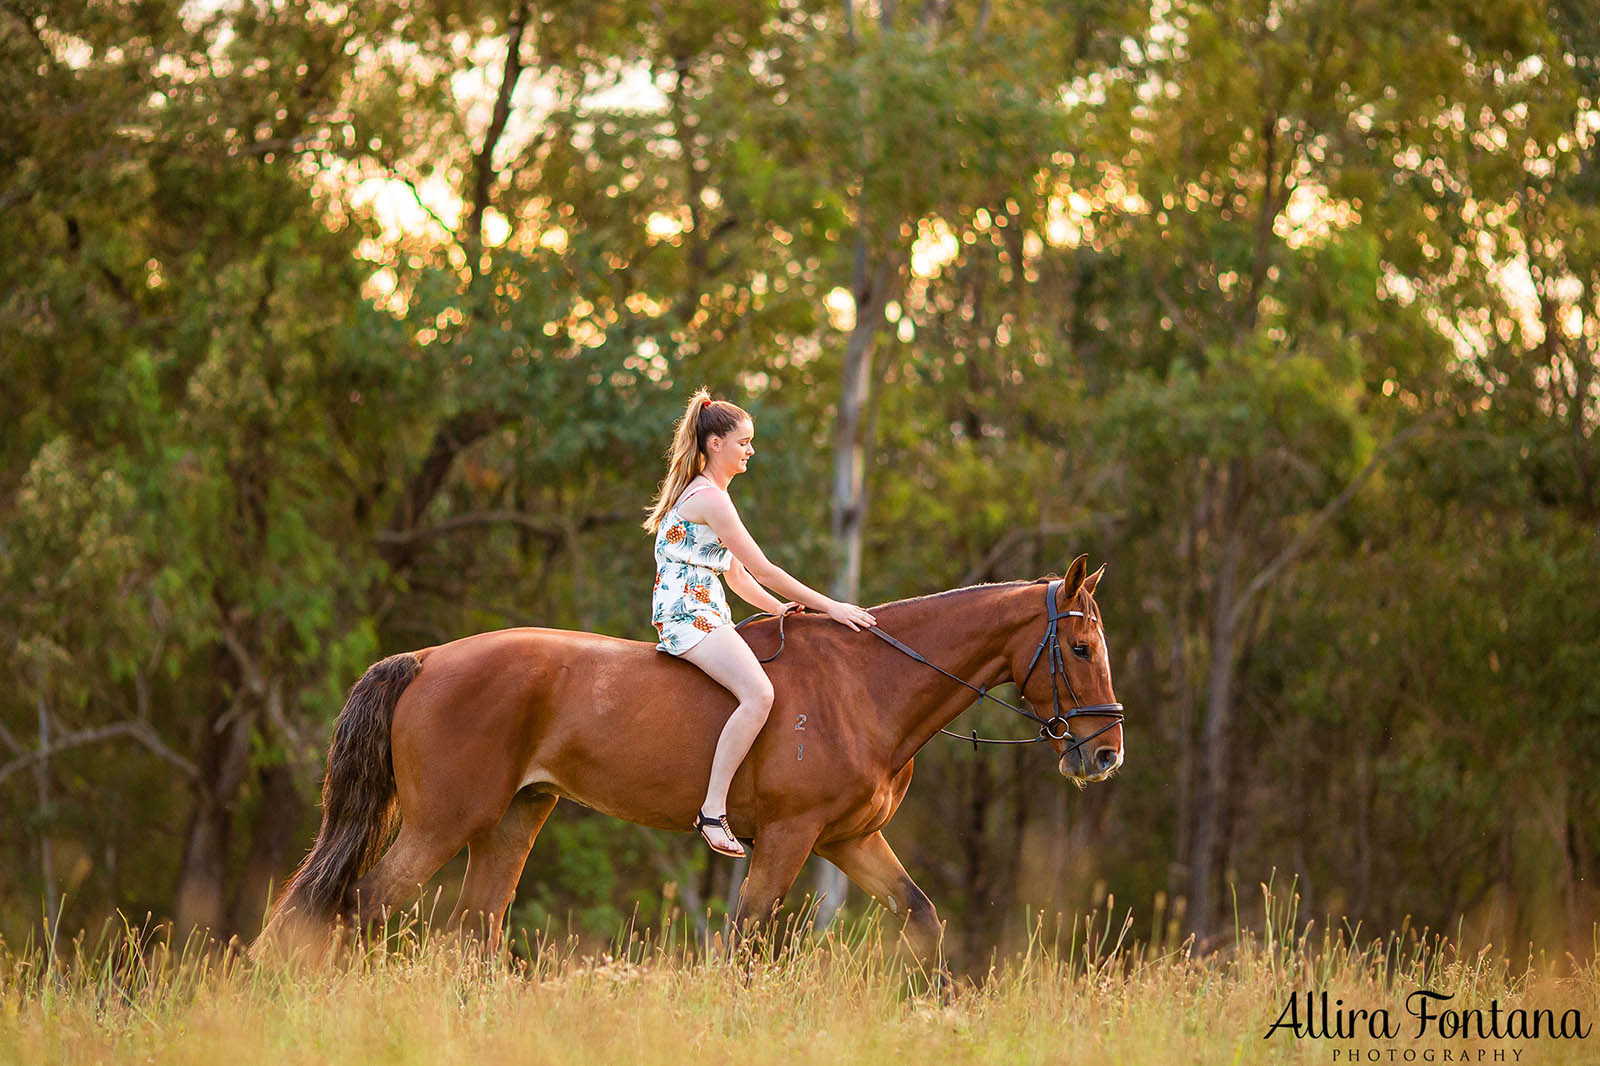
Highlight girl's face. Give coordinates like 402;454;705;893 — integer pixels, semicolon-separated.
709;419;756;477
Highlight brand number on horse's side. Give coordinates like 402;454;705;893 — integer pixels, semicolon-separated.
797;744;804;761
794;713;807;730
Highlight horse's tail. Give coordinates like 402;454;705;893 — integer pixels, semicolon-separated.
260;652;421;940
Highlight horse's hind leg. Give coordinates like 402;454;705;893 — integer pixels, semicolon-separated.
447;789;559;949
814;830;945;973
349;821;470;934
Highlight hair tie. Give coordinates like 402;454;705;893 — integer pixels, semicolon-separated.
702;399;712;410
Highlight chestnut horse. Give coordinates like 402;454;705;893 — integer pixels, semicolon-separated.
257;555;1123;965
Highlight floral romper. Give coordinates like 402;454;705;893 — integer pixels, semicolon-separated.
651;485;735;654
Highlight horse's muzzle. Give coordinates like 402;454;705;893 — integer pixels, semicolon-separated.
1060;741;1123;783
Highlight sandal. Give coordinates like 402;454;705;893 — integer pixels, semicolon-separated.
694;809;746;858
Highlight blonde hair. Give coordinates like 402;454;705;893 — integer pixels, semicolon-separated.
643;388;751;533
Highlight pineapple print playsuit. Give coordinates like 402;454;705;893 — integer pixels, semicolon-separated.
651;485;735;654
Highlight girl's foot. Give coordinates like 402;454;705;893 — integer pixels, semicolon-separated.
694;809;745;857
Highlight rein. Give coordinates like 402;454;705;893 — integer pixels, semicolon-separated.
865;625;1060;749
734;605;796;664
738;580;1125;755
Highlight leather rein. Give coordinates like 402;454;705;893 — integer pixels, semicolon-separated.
734;579;1125;755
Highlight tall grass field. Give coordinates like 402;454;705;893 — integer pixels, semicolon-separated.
4;890;1596;1065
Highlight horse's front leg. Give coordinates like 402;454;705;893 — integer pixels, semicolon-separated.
731;817;822;953
814;830;946;977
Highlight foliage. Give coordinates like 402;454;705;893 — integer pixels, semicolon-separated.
0;0;1596;966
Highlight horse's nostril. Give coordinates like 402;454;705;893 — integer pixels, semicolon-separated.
1094;747;1119;771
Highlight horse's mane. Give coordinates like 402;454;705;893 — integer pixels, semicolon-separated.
867;577;1056;614
861;572;1113;629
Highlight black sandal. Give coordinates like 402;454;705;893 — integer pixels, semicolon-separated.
694;809;746;858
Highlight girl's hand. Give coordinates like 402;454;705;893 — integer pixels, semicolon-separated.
778;601;804;616
824;600;877;631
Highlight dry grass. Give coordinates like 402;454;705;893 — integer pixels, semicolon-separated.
3;889;1597;1066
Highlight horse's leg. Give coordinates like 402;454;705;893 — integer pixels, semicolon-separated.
731;818;822;951
447;789;559;949
348;820;471;933
814;830;945;972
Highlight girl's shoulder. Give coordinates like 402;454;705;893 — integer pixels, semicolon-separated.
675;481;731;522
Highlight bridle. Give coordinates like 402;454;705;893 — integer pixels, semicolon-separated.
738;579;1125;757
873;578;1124;755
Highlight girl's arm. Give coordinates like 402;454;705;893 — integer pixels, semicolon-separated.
725;557;787;614
689;490;876;630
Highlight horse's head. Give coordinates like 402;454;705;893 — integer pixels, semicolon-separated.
1012;555;1124;785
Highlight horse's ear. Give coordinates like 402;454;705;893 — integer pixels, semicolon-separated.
1082;563;1106;596
1063;554;1090;598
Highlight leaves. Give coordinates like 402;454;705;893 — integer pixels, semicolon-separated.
0;0;1595;955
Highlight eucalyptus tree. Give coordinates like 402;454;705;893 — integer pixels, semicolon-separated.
1050;0;1592;936
0;0;424;934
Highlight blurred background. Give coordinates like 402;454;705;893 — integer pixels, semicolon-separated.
3;0;1597;968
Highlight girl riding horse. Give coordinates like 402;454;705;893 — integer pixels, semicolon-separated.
643;389;876;857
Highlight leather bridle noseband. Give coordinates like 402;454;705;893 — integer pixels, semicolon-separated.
738;579;1125;757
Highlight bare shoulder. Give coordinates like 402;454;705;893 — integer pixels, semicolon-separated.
677;484;735;525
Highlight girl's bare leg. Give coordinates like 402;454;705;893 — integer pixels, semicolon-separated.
680;624;775;853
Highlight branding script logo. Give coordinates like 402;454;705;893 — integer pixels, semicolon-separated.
1264;990;1591;1062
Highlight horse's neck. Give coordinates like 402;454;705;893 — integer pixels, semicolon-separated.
865;584;1036;768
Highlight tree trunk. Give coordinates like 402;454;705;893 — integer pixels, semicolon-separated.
813;238;895;926
1187;470;1243;939
464;4;527;279
230;761;306;936
816;0;907;925
35;694;56;932
827;241;894;599
173;650;257;939
961;747;993;962
1168;550;1198;907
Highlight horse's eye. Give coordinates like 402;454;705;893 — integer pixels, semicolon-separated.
1072;643;1091;659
